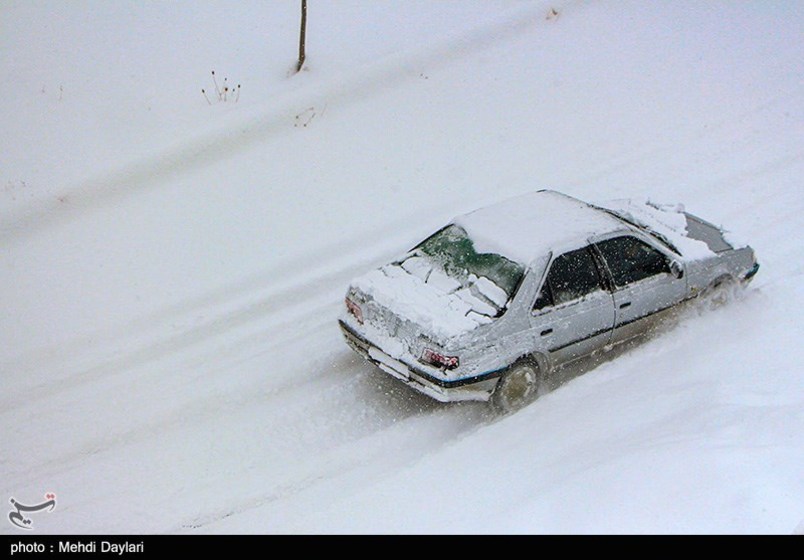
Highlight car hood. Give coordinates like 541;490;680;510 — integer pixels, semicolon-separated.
348;261;499;345
595;198;722;260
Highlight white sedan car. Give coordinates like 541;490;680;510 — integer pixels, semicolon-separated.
339;190;758;412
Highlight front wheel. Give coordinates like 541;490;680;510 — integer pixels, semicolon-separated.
700;275;737;310
491;361;541;414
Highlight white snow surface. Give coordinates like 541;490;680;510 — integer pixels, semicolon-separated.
2;1;803;535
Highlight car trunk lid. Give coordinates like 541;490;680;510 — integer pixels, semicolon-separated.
683;213;734;253
348;262;497;350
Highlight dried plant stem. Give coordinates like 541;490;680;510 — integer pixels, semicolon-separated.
296;0;307;73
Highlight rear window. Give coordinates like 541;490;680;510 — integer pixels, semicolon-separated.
416;225;525;300
545;247;604;305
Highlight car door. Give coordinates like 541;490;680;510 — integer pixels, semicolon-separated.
530;246;616;367
593;235;687;345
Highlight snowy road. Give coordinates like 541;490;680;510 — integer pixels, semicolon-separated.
1;1;802;534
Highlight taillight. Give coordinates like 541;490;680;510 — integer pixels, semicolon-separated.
422;348;459;370
345;297;363;324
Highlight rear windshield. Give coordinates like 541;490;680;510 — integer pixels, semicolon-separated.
416;225;525;300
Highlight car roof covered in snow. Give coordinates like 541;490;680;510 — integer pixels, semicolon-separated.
452;190;625;265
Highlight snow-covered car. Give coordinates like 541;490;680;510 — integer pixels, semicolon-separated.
339;190;759;412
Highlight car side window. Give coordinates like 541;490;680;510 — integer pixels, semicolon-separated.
595;236;670;288
533;281;552;310
534;247;603;310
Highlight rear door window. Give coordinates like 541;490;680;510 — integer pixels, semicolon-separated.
534;247;604;309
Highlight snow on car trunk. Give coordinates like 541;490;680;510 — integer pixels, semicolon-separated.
350;263;495;347
346;220;528;350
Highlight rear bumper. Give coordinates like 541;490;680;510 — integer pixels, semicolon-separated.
339;320;498;402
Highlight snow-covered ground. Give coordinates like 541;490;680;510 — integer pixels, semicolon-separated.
1;0;802;534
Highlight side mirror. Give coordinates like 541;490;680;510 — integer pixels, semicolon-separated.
670;260;684;279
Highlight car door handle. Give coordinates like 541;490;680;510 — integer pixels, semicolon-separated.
619;302;631;309
540;328;553;336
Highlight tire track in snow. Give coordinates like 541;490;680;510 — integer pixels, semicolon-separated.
0;1;572;245
1;320;480;510
565;83;804;193
1;207;437;379
0;216;433;412
171;396;489;533
1;324;352;484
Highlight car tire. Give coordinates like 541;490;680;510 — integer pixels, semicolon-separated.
701;275;737;310
491;360;541;414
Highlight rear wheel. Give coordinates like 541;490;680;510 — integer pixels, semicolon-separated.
491;361;541;414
